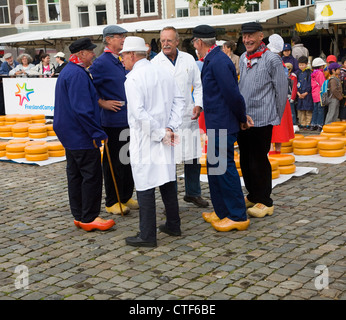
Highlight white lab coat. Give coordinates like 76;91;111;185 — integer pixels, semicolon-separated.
151;50;203;163
125;58;184;191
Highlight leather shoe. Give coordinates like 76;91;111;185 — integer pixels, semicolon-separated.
79;217;115;232
244;196;255;209
159;224;181;236
125;234;157;248
106;202;130;215
211;217;250;232
247;203;274;218
202;211;220;223
184;195;209;208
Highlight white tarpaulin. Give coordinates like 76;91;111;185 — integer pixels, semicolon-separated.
315;0;346;25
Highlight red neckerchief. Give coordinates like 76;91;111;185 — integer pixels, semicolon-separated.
69;54;86;69
104;47;122;62
245;42;268;69
200;44;218;62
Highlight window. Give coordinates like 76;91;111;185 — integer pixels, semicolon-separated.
247;1;260;12
25;0;39;23
143;0;155;14
176;8;188;17
96;5;107;25
47;0;60;22
78;6;89;27
199;6;212;16
0;0;9;24
123;0;135;15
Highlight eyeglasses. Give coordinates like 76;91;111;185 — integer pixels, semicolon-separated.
113;34;126;39
191;38;200;45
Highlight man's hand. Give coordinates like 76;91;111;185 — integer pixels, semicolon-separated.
162;128;180;146
98;99;123;112
240;115;254;130
191;106;202;120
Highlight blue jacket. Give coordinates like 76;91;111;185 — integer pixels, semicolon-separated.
282;55;299;74
201;46;247;134
0;60;19;75
53;62;107;150
89;52;128;128
296;68;313;111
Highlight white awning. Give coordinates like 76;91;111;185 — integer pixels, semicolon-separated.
0;5;314;46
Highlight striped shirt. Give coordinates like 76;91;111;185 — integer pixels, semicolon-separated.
239;50;288;127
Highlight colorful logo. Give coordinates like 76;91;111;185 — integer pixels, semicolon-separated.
15;83;34;106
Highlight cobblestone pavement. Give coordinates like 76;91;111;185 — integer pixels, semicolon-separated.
0;144;345;300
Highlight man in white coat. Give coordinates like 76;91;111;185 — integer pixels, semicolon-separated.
151;26;209;208
120;36;185;247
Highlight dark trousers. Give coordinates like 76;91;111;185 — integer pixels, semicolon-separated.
102;126;134;207
66;148;102;223
207;133;247;222
237;125;273;207
136;181;180;242
184;158;201;197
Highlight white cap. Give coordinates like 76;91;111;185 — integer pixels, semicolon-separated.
267;34;284;54
3;53;12;59
119;36;148;54
312;57;326;67
216;40;226;46
54;51;65;58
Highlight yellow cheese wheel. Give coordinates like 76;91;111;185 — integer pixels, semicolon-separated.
25;145;48;154
6;143;26;152
25;153;49;161
0;115;5;121
320;132;343;138
269;159;279;171
234;156;240;168
16;115;32;122
279;164;296;174
5;121;16;125
319;149;345;157
272;169;280;179
26;141;46;146
280;146;293;154
237;168;242;176
0;132;12;137
48;149;65;157
47;130;56;136
12;132;29;138
46;141;64;151
281;141;292;147
0;125;13;132
31;119;46;124
5;115;17;122
318;140;344;150
8;139;30;144
331;121;346;128
28;124;47;133
293;147;318;155
308;135;329;142
11;123;30;132
322;124;344;133
31;114;45;120
200;166;207;175
45;124;53;131
293;138;318;148
0;150;6;157
329;137;346;145
0;141;8;150
28;132;48;139
268;154;295;166
294;134;305;139
6;151;25;159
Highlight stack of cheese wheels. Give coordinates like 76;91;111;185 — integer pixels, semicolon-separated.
293;138;318;155
25;143;49;161
0;124;12;137
28;124;47;139
5;114;17;125
308;135;329;142
16;114;32;123
280;140;293;153
320;124;344;138
31;114;46;124
268;154;296;175
0;115;5;126
269;158;280;179
200;153;207;175
318;139;346;157
45;123;56;136
45;141;65;157
0;141;7;157
11;123;30;138
5;143;26;159
330;137;346;152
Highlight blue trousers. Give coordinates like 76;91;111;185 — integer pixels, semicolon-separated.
207;133;247;222
311;102;324;127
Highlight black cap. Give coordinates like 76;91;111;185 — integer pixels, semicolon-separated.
192;25;216;38
241;22;263;33
69;38;97;54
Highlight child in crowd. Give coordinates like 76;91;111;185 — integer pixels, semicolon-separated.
339;56;346;122
325;62;343;124
310;57;326;132
286;62;298;125
296;56;313;130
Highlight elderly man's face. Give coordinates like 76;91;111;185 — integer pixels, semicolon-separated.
242;31;264;53
6;56;13;65
107;34;126;54
78;49;96;68
121;52;135;71
160;29;179;59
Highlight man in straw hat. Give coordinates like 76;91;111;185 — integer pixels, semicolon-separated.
120;36;184;247
54;38;115;232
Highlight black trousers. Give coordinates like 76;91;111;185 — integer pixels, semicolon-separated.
136;181;180;242
65;148;102;223
102;126;134;207
237;125;273;207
